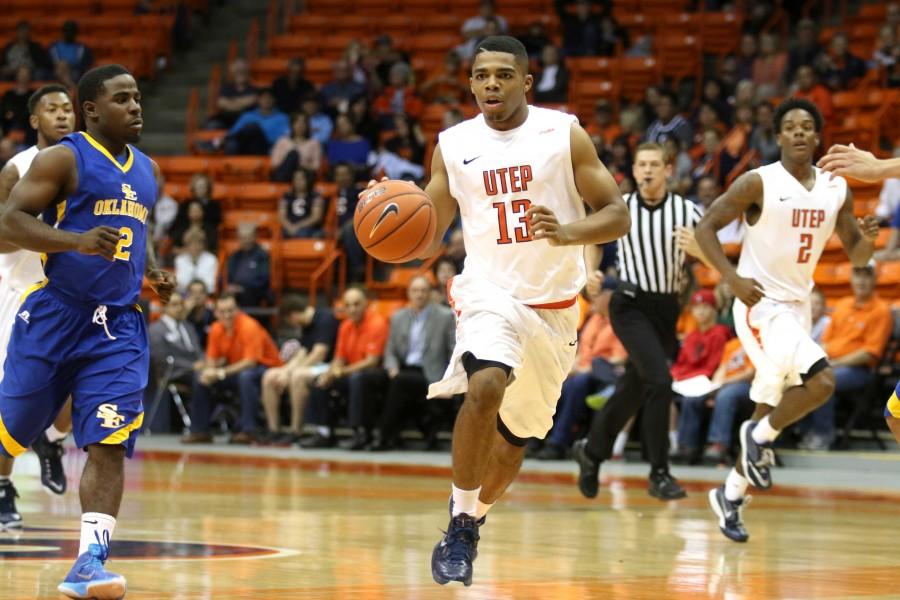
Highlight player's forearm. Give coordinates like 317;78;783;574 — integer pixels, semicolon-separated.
695;222;739;280
223;359;256;377
876;157;900;179
562;203;631;246
341;355;380;376
846;237;875;267
0;209;80;253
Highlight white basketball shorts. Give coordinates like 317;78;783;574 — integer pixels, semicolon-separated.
0;279;24;382
733;297;827;407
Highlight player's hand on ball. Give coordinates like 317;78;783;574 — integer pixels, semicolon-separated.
858;215;880;242
728;274;765;306
358;177;389;199
527;205;571;245
77;226;121;260
147;269;176;304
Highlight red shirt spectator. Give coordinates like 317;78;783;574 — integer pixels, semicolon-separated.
207;311;282;368
575;311;626;371
671;290;732;381
791;65;833;122
373;62;424;121
334;306;389;364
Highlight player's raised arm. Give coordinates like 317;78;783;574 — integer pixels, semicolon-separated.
817;143;900;182
528;123;629;246
0;145;119;259
417;143;460;259
834;187;879;266
695;171;765;306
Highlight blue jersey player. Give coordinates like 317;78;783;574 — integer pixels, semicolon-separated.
0;64;175;600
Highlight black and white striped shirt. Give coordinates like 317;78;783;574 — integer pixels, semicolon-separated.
617;191;702;294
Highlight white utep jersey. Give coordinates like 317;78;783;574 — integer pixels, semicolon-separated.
737;162;846;302
0;145;44;293
439;106;586;304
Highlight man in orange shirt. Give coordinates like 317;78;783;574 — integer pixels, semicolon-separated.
791;65;833;123
585;100;622;148
801;265;891;449
182;293;284;444
302;287;390;449
537;292;627;460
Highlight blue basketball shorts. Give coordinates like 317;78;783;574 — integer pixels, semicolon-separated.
0;286;148;458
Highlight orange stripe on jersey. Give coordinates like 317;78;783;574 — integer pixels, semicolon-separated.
745;309;763;348
446;276;460;317
529;297;577;310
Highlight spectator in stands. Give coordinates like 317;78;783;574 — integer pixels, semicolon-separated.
700;79;732;125
185;279;215;348
692;128;723;185
349;95;380;148
270;112;322;182
420;51;468;105
272;58;314;116
225;223;271;308
810;287;830;344
732;79;756;111
692;103;725;148
295;99;329;148
170;200;218;252
720;103;753;167
787;19;822;82
152;174;178;244
537;291;627;460
147;291;204;432
183;293;283;444
533;44;568;104
871;25;899;69
210;59;258;129
791;65;833;122
752;33;787;100
175;230;218;295
48;20;93;81
446;228;466;272
816;32;867;91
520;21;551;58
171;173;221;242
716;56;740;100
373;62;424;124
459;0;509;59
664;137;692;197
223;88;290;155
370;35;409;87
261;294;339;444
556;0;623;57
327;114;371;174
320;59;366;113
671;289;732;463
889;2;900;29
587;100;622;146
1;21;51;81
432;257;458;307
280;168;325;239
1;66;33;138
714;280;736;330
735;33;757;82
749;100;780;166
695;175;743;245
801;265;892;449
53;60;76;90
644;90;692;149
302;287;390;449
383;113;426;165
369;276;456;451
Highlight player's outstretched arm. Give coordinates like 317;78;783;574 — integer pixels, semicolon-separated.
817;144;900;182
529;124;629;246
834;187;879;267
418;143;459;259
695;172;765;306
0;145;119;259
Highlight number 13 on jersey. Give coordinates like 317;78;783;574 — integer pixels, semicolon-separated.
494;199;533;245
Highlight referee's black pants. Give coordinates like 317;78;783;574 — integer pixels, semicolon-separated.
585;290;680;472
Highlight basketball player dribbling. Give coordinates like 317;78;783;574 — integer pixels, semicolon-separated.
361;35;630;586
0;85;76;530
817;143;900;444
695;99;879;542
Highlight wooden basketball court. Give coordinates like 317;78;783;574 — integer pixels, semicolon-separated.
2;442;899;599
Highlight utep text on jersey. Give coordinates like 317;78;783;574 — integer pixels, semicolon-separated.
45;132;156;307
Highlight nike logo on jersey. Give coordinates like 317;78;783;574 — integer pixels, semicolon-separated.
539;128;556;134
463;156;481;165
369;203;400;238
17;310;29;323
568;341;577;346
779;196;791;202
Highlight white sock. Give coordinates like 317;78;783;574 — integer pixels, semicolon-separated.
451;484;480;517
316;426;330;438
668;430;679;452
78;513;116;557
751;416;780;444
44;425;68;443
724;468;749;502
476;500;494;520
612;431;629;456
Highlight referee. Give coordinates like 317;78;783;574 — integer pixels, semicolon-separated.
574;142;703;501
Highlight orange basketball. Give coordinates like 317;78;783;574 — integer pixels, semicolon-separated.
353;180;437;264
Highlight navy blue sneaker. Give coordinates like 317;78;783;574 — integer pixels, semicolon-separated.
708;485;751;543
739;421;774;490
57;534;126;599
431;514;481;586
32;431;67;495
572;439;601;499
0;480;22;530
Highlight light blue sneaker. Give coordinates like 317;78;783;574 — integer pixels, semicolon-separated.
57;532;126;599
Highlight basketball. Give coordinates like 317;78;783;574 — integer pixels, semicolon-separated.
353;180;437;264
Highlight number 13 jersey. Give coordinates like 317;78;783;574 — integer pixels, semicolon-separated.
439;106;586;305
737;162;846;303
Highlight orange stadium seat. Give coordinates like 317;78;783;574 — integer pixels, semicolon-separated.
287;14;331;37
231;183;290;212
616;14;656;39
250;57;290;85
661;12;699;35
571;80;618;119
304;58;336;85
620;57;659;102
212;157;270;184
419;14;463;35
355;0;397;15
641;0;690;12
269;35;317;59
399;0;450;16
877;263;900;299
369;298;405;321
281;238;343;300
700;12;743;55
155;156;211;183
220;210;281;243
304;0;353;15
403;35;463;63
656;33;702;88
378;15;417;37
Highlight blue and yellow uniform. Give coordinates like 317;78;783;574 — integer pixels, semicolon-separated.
0;132;155;458
885;383;900;419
